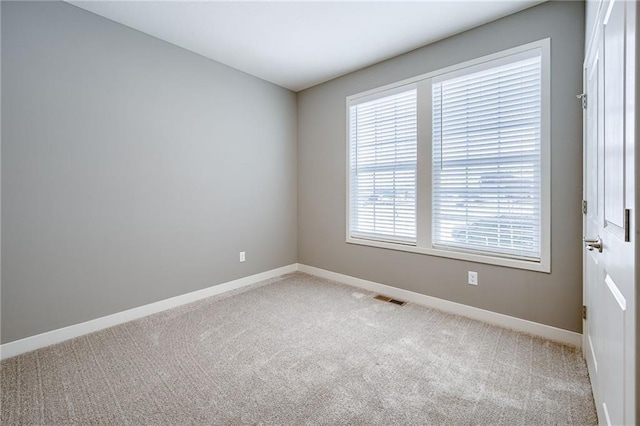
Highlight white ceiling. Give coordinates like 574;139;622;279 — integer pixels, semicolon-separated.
68;1;544;92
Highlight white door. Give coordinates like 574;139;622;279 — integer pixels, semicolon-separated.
583;0;636;425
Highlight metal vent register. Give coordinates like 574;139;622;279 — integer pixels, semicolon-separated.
373;295;407;306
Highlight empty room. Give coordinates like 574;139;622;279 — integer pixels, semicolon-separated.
1;0;638;424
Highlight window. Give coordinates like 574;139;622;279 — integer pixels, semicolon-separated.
432;52;542;260
347;40;550;272
348;87;417;244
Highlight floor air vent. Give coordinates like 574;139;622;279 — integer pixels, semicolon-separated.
373;295;407;306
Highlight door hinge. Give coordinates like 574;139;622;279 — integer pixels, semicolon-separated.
582;305;587;320
582;200;588;215
577;93;587;109
624;209;630;242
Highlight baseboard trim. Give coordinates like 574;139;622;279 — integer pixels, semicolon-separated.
298;264;582;348
0;262;581;360
0;264;298;360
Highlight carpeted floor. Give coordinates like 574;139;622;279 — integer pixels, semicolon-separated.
1;272;596;425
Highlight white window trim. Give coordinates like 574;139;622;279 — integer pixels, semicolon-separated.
345;39;551;273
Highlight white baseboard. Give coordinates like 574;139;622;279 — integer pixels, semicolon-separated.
298;264;582;348
0;262;581;360
0;264;298;361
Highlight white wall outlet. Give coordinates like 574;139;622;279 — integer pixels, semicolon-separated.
239;251;246;262
468;271;478;286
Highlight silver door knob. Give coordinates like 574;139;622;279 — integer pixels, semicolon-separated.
584;236;603;253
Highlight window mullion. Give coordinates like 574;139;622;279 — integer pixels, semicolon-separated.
416;79;432;249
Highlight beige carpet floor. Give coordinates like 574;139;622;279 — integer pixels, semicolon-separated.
1;272;596;425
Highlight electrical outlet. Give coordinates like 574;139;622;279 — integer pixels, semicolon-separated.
468;271;478;286
239;251;246;262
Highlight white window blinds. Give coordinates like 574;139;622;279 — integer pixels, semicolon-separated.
432;52;542;260
349;87;417;244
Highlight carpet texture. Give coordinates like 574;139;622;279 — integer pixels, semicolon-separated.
1;272;597;425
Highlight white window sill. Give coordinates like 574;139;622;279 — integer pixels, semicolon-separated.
346;237;550;273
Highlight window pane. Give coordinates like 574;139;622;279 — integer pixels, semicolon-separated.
349;88;417;244
432;54;542;260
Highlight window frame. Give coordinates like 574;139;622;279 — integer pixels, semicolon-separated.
345;39;551;273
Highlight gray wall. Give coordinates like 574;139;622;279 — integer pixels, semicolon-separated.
1;0;587;344
298;1;585;332
1;1;297;343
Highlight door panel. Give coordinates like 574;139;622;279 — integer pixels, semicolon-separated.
583;0;636;424
601;273;626;426
603;0;625;230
